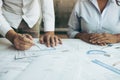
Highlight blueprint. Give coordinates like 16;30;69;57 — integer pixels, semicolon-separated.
0;39;120;80
85;43;120;75
15;40;69;60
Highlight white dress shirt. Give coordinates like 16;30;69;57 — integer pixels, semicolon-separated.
68;0;120;38
0;0;55;37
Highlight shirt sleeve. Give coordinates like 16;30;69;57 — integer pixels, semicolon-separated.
0;1;13;37
41;0;55;32
68;0;81;38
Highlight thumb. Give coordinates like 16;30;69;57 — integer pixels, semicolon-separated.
25;34;33;40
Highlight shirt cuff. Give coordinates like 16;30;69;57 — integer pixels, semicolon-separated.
69;31;79;38
0;24;13;37
44;22;55;31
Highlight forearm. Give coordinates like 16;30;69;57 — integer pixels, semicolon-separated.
6;30;18;44
115;34;120;43
75;33;90;42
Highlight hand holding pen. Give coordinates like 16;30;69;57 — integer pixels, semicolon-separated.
13;33;34;50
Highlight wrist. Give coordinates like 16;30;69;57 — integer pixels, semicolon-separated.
75;33;81;39
75;33;90;42
114;34;120;43
6;30;18;44
75;33;87;39
44;31;55;35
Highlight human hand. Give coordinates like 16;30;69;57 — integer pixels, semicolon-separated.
13;34;34;50
75;33;93;43
39;31;62;47
89;33;118;46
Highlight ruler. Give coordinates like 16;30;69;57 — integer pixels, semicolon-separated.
92;59;120;75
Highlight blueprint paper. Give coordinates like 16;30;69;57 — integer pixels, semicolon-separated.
15;40;70;59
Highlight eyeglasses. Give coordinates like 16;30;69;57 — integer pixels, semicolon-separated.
116;0;120;6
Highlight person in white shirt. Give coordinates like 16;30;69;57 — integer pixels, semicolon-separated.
68;0;120;46
0;0;62;50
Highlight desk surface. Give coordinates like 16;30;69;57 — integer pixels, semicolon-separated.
0;38;120;80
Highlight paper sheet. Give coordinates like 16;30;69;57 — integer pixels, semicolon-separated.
15;40;69;60
1;39;120;80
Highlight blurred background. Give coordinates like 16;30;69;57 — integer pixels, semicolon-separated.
41;0;77;38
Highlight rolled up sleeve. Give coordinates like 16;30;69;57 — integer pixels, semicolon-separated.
0;1;12;37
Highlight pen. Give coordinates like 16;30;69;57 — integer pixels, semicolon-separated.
33;42;41;49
